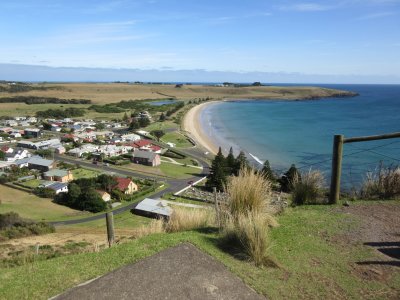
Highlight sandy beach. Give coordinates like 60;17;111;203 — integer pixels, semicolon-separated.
182;102;221;155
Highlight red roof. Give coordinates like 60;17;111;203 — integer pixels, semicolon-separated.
1;146;10;152
134;139;152;147
114;177;133;191
150;145;161;152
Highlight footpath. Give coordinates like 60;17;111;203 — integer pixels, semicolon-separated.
53;243;265;300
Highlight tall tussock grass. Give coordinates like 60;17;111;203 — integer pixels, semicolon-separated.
221;168;277;266
225;167;272;216
291;169;326;205
132;219;165;238
360;164;400;199
165;207;214;233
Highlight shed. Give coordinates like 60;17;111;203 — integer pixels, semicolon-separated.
133;198;172;218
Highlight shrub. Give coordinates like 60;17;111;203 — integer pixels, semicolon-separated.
224;167;272;217
360;164;400;199
34;187;56;198
222;211;271;266
221;168;276;266
291;169;325;205
165;207;214;233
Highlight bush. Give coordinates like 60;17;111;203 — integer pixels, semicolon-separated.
165;207;214;233
225;167;272;217
221;168;276;267
360;164;400;199
222;211;271;266
291;169;326;205
34;187;56;198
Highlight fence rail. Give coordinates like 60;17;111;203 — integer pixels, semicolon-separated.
329;132;400;204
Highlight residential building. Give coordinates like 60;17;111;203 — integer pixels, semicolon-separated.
43;169;73;182
130;150;161;167
46;182;69;194
5;148;31;162
96;190;111;202
24;128;42;138
113;177;138;194
134;198;172;218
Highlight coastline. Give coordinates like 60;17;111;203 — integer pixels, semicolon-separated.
182;101;221;155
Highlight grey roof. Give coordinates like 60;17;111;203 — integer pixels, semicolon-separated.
44;169;68;177
47;182;68;191
135;198;172;217
132;150;157;160
28;156;54;167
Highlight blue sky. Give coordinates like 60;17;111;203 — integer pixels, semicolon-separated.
0;0;400;82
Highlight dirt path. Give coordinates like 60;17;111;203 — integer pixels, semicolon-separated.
334;202;400;291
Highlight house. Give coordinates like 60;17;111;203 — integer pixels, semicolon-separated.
5;148;31;162
96;190;111;202
121;133;141;142
131;150;161;167
43;169;73;182
113;177;138;195
25;156;55;172
46;182;68;194
133;198;172;218
4;120;18;127
24;128;42;138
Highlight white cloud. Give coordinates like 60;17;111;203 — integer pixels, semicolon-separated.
357;11;397;20
279;3;334;11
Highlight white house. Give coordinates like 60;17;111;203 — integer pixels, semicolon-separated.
5;148;31;162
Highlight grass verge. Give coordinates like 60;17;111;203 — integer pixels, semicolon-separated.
1;202;399;299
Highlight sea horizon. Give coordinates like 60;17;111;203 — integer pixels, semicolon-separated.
199;84;400;189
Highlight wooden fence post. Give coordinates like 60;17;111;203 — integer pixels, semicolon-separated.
329;134;344;204
106;212;115;248
213;187;220;229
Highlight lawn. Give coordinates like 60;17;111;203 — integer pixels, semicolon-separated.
161;132;193;148
71;168;100;180
0;185;88;222
19;179;41;189
159;162;202;179
1;202;398;299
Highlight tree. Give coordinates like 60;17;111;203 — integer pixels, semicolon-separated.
150;130;165;142
206;147;227;191
139;116;150;127
261;160;275;182
279;164;301;192
97;174;117;192
0;151;5;161
233;151;249;175
95;123;105;130
225;147;236;175
129;118;140;130
67;183;81;204
35;149;52;159
79;188;107;212
159;113;166;122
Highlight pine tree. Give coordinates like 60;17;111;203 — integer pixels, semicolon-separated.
122;112;129;122
261;160;275;182
225;147;236;175
159;113;166;122
233;151;249;175
279;164;300;192
206;147;227;191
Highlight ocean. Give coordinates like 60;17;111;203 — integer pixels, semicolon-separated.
200;84;400;188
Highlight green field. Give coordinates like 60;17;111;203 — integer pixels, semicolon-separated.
0;201;398;299
161;132;193;148
71;168;100;180
0;185;87;222
159;162;202;179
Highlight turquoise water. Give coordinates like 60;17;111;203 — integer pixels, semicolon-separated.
201;84;400;187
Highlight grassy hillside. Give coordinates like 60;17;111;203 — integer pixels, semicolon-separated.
0;201;398;299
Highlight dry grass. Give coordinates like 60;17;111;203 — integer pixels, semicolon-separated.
131;219;165;238
224;167;272;216
0;83;355;104
360;164;400;199
165;207;214;233
221;168;276;266
291;169;326;205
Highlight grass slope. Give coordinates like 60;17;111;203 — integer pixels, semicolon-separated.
1;202;398;299
0;185;86;222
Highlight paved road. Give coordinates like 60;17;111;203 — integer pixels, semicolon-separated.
51;149;210;226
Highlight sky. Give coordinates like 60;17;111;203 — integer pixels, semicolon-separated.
0;0;400;83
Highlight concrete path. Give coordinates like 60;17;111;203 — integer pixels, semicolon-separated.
54;243;266;300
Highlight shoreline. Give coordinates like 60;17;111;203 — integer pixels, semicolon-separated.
182;101;221;155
